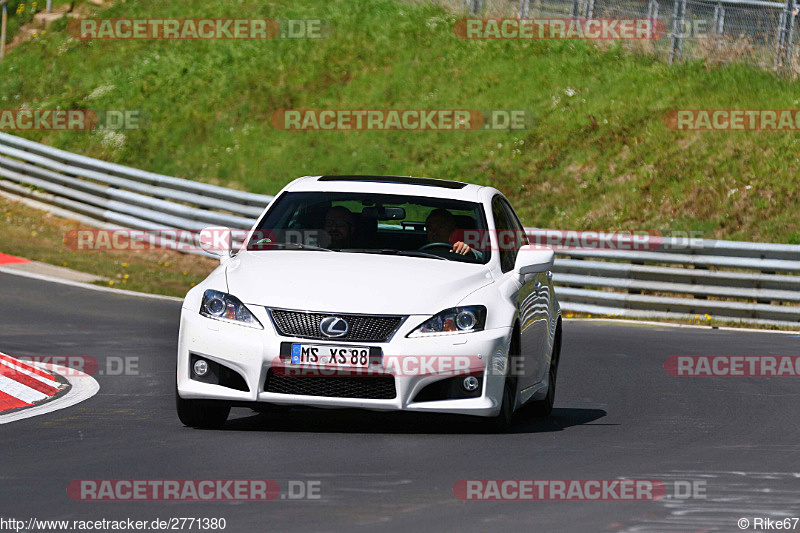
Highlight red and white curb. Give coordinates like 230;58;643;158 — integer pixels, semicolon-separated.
0;352;63;410
0;352;99;424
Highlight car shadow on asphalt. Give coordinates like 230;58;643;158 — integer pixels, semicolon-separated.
221;406;609;434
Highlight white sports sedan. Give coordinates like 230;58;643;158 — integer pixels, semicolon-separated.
176;175;562;431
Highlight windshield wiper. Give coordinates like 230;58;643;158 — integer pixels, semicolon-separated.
262;242;334;252
340;248;448;260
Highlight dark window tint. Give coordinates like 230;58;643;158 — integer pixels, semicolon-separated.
492;195;517;273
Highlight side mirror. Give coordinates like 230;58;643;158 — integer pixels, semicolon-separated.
198;226;233;258
514;246;554;275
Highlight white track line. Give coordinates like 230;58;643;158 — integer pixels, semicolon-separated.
564;317;800;335
0;362;99;424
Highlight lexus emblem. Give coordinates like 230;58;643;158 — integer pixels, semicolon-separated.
320;316;349;338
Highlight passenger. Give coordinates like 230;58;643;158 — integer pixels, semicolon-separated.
323;206;355;249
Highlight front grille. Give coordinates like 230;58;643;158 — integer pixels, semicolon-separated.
264;370;396;399
269;309;405;342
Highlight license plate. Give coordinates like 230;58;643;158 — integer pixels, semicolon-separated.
290;343;370;368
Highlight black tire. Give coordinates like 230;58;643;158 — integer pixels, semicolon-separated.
176;387;230;429
490;377;516;432
529;328;561;418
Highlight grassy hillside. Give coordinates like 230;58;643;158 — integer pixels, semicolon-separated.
1;0;799;242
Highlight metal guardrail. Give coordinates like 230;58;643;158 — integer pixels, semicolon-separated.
0;132;272;255
0;132;798;327
552;242;800;326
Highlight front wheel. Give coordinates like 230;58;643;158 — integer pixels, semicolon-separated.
490;377;516;432
529;334;560;418
176;387;230;429
489;332;520;432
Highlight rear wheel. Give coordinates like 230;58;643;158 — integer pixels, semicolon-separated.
529;327;561;418
176;387;230;429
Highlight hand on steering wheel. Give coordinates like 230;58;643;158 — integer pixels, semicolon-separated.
419;242;477;257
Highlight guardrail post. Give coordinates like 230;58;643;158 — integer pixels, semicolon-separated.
0;1;7;60
47;0;52;13
712;2;724;34
712;2;719;32
647;0;659;22
776;10;786;67
783;0;797;69
670;0;686;64
776;0;795;69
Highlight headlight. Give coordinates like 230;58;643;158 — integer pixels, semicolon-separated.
200;289;263;329
407;306;487;337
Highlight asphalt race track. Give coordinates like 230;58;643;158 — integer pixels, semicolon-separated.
2;270;799;533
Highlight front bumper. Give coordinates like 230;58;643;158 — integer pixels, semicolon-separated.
177;306;513;418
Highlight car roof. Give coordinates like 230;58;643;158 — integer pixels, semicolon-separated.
282;175;487;202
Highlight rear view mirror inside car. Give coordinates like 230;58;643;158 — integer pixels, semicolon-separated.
362;206;406;220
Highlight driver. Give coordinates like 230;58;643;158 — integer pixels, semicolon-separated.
425;209;474;256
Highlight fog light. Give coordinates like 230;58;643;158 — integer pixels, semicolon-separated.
462;375;480;392
193;359;209;377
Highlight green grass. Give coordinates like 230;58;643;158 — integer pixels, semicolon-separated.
2;0;800;241
0;195;218;297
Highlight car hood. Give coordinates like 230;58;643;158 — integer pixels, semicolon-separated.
225;251;494;315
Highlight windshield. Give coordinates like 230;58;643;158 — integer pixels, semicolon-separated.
246;191;491;264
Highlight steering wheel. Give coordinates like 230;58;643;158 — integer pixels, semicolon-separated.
419;242;479;258
419;242;453;252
